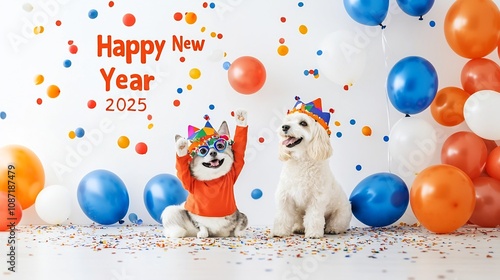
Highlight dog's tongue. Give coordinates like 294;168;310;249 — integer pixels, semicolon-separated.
210;160;220;167
282;137;297;146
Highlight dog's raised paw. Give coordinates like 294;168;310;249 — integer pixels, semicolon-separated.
175;138;189;156
234;109;248;127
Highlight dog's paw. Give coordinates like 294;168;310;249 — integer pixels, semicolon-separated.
304;230;324;239
197;227;209;238
234;109;247;127
271;228;292;238
175;137;189;157
164;226;187;238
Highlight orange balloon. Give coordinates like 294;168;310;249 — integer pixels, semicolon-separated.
441;131;487;179
486;146;500;180
410;164;476;233
461;58;500;94
444;0;500;58
469;176;500;227
430;87;470;126
0;191;23;231
0;145;45;209
228;56;266;95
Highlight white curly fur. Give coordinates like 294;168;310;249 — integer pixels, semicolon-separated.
272;112;352;238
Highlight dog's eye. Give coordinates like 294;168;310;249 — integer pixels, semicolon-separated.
299;121;308;126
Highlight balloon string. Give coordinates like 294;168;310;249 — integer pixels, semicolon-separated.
381;29;393;174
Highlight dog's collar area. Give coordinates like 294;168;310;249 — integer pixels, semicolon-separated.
202;158;225;168
282;137;303;148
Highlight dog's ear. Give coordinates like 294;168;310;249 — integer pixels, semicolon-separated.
218;121;230;137
175;134;183;142
307;124;332;161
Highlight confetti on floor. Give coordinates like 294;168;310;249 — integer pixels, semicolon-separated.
1;224;499;279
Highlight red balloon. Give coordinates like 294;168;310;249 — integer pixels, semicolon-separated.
469;176;500;227
228;56;266;95
410;164;476;233
430;86;470;126
441;131;487;180
0;191;23;231
461;58;500;94
486;146;500;180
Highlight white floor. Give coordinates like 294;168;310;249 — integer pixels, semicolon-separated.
1;224;499;280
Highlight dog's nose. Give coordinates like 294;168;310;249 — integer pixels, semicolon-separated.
209;151;217;157
282;125;290;132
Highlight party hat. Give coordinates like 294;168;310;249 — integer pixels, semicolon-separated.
288;97;331;136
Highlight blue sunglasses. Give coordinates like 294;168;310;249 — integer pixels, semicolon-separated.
195;138;228;157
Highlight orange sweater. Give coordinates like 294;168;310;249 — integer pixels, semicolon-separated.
176;126;248;217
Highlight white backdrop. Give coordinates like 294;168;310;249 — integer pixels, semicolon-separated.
1;0;499;227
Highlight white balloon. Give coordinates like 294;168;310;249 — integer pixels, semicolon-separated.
35;185;72;225
389;117;437;178
464;90;500;140
317;30;367;86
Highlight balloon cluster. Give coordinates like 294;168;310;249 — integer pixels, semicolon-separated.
0;145;188;230
347;0;500;233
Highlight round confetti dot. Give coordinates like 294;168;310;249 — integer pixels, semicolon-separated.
0;111;6;120
309;69;314;75
303;70;309;76
117;136;130;149
174;12;183;21
34;74;44;85
362;126;372;136
222;61;231;70
88;9;98;19
189;68;201;79
179;56;185;62
177;88;183;94
350;119;356;125
47;85;60;98
75;127;85;138
23;3;34;12
55;20;61;26
210;32;217;38
201;26;206;32
87;100;96;109
185;12;197;24
334;121;341;126
128;213;138;223
108;1;114;8
69;45;78;54
298;25;308;34
63;59;72;68
68;131;76;139
209;2;215;8
356;164;362;171
36;98;43;105
186;84;193;90
202;2;208;8
68;40;74;45
298;2;304;7
258;137;265;143
279;38;285;44
209;104;215;110
336;132;342;138
217;33;223;39
277;45;289;56
429;20;436;27
34;26;44;35
251;188;263;200
147;123;154;129
383;135;390;142
173;99;181;107
123;13;136;26
147;114;152;121
343;85;349;91
317;50;323;56
280;17;286;23
329;108;335;113
135;142;148;155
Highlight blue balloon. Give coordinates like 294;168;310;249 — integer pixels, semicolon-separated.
350;172;409;227
343;0;389;27
144;174;187;224
77;169;129;225
387;56;438;115
396;0;435;19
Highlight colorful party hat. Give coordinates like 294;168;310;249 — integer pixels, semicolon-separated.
288;97;331;136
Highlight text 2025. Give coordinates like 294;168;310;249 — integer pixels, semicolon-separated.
106;97;147;112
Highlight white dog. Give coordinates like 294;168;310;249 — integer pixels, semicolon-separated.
272;98;352;238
